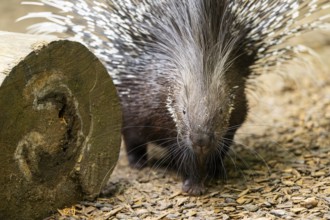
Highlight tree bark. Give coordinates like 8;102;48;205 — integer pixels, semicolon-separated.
0;31;122;220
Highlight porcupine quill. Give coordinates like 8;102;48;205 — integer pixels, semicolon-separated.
20;0;330;195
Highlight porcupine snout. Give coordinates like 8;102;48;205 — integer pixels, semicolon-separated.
189;132;215;156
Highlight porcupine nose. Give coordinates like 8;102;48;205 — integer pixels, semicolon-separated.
190;133;214;155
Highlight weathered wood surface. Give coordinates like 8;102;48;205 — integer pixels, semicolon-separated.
0;31;122;220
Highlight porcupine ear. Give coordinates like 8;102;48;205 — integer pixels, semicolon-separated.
230;0;330;76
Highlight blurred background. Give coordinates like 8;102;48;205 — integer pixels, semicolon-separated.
0;0;52;33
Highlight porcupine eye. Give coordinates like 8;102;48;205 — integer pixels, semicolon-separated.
183;110;186;115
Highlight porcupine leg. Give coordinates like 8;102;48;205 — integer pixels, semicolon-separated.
123;129;148;169
179;152;207;196
181;133;236;195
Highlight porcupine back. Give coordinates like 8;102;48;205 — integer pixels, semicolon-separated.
19;0;330;74
22;0;327;113
20;0;330;194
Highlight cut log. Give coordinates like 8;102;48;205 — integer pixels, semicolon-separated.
0;31;122;220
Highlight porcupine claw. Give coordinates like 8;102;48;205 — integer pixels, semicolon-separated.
182;155;207;196
182;179;206;196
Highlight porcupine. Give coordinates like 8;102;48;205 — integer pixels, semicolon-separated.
21;0;329;195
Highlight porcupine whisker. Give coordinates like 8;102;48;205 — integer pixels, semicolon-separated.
125;137;182;171
79;122;123;142
212;125;243;138
171;148;184;178
121;125;178;133
98;162;118;197
125;147;150;168
86;129;121;141
212;146;230;180
204;154;214;180
146;149;171;176
150;142;186;177
245;146;271;176
182;149;196;179
131;148;171;178
222;124;245;133
230;140;271;176
234;120;301;137
149;145;175;171
124;137;177;158
219;138;251;180
225;147;250;183
232;125;289;161
206;149;219;180
177;152;187;180
174;147;189;179
215;145;228;181
233;123;286;135
172;134;194;178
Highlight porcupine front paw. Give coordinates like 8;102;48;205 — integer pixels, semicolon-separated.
123;130;148;169
182;179;206;196
125;141;148;169
127;153;147;169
